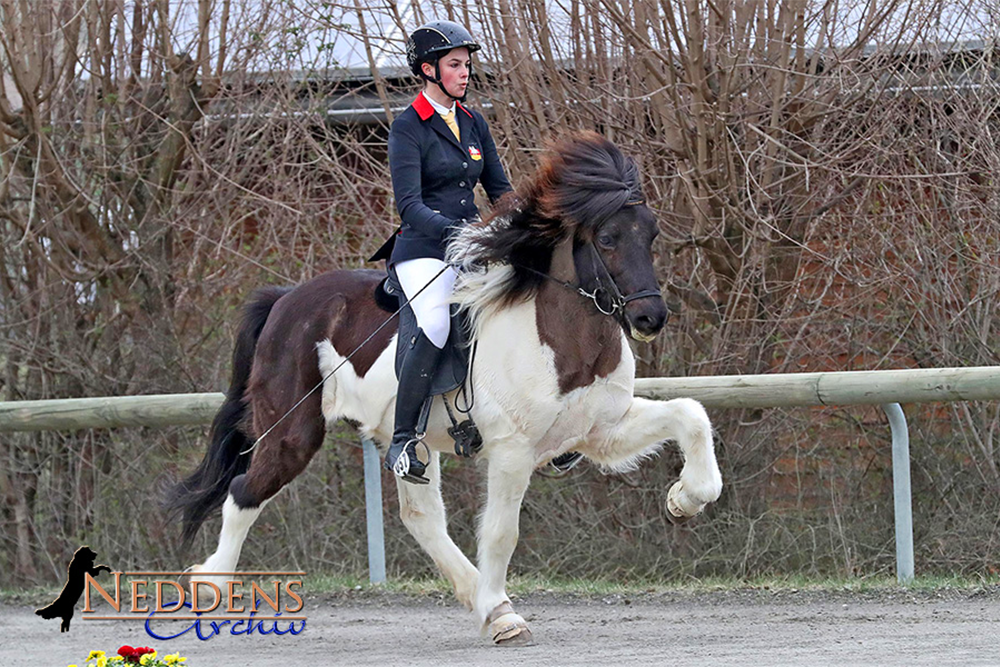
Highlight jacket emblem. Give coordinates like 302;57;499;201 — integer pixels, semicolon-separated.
468;145;482;161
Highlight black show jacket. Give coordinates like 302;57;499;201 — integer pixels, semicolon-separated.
380;92;512;264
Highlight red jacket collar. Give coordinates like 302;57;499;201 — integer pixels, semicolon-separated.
412;91;434;120
412;91;474;121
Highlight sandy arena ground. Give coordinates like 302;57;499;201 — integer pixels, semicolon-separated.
4;588;1000;666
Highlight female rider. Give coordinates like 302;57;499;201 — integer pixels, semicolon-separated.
376;21;513;484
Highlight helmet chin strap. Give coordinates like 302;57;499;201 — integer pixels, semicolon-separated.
422;60;469;103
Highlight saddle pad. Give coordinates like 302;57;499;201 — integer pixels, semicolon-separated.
385;268;471;397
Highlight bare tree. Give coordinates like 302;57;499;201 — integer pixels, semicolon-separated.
2;0;998;585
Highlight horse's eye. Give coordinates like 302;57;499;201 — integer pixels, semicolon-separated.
597;234;616;248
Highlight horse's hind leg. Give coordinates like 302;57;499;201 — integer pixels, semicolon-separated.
186;404;325;594
396;451;479;610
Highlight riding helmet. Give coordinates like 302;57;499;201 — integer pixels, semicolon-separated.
406;20;482;77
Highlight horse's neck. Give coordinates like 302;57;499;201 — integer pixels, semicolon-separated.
532;238;627;395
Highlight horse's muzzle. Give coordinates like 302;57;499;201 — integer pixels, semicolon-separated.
625;298;668;342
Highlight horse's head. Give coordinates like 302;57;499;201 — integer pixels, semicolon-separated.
572;201;667;342
536;132;668;342
452;131;669;342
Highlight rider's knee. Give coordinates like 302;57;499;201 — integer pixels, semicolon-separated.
421;309;451;349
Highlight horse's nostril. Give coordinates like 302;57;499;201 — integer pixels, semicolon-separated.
636;314;663;333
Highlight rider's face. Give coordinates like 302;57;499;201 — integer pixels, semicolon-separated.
423;47;470;98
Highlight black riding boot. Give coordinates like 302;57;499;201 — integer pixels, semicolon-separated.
385;329;443;485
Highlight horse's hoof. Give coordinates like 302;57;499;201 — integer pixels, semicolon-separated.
493;620;534;646
666;480;703;523
666;505;693;525
487;602;534;646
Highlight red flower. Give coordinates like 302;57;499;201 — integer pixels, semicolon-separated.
117;645;155;663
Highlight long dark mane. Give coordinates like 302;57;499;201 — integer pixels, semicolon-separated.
448;131;644;311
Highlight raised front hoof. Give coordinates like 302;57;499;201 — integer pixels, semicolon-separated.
665;507;694;525
666;480;706;524
491;618;534;646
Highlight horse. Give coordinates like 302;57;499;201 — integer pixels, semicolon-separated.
165;131;723;645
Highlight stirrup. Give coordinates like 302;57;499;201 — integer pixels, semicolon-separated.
387;436;431;485
549;451;584;475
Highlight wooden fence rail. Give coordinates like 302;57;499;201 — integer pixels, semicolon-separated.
3;365;998;585
2;367;998;432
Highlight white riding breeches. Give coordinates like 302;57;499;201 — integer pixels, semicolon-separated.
394;258;459;349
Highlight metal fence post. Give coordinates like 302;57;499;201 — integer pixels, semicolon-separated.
362;438;387;584
883;403;914;584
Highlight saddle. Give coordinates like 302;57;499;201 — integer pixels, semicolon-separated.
374;269;482;458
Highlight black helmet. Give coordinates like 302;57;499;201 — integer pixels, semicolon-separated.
406;20;481;78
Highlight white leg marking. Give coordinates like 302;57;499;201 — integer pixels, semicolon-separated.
475;447;534;635
396;451;479;610
587;397;722;518
189;495;267;595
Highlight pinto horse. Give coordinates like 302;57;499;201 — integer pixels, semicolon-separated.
165;131;723;645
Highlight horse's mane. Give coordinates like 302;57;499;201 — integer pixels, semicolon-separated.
448;131;644;329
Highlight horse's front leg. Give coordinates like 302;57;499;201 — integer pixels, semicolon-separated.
588;397;722;521
396;450;479;610
476;446;535;645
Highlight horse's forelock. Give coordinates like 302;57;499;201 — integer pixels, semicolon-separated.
535;132;643;232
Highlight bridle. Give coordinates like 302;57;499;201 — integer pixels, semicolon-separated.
514;217;662;327
580;241;662;319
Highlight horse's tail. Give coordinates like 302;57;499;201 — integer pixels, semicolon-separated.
164;285;292;552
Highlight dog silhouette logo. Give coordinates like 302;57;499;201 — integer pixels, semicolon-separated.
35;545;112;632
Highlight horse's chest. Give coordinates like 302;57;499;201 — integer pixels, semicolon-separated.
504;297;634;457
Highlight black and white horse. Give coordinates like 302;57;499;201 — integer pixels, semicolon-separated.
166;131;723;645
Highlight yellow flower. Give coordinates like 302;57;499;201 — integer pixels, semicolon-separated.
97;658;108;667
67;664;78;667
88;652;106;661
139;656;151;666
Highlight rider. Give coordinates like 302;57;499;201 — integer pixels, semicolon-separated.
378;20;513;484
374;20;583;484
